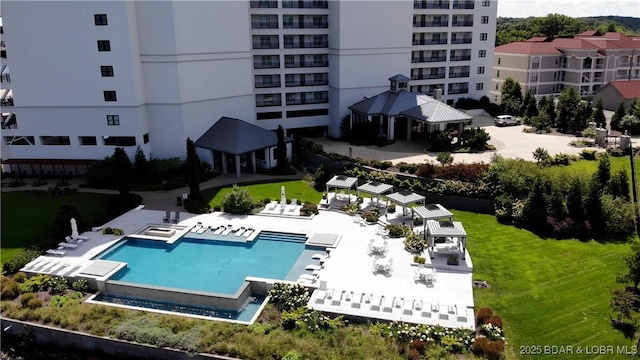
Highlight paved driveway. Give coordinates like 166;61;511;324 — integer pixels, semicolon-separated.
318;117;603;164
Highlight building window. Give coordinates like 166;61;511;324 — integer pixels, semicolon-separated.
476;83;484;90
498;57;501;65
286;74;295;85
287;93;296;102
264;94;274;104
482;0;490;6
313;16;323;27
97;40;111;51
283;15;293;27
284;36;294;47
259;16;270;27
103;91;117;102
94;14;108;26
532;57;540;69
313;36;324;46
479;49;486;58
477;66;485;74
100;66;114;77
80;136;97;146
481;16;489;24
143;133;149;144
104;136;136;147
285;55;294;66
495;83;499;90
496;70;500;77
260;36;271;47
262;56;272;67
40;136;71;145
480;33;488;41
314;54;323;64
107;115;120;125
263;75;273;86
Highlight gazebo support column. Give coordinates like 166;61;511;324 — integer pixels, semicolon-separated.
462;237;467;260
458;122;464;145
407;119;412;141
221;152;228;175
235;154;241;177
388;117;395;141
251;151;256;174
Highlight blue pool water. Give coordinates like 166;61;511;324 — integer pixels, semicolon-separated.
92;293;265;322
98;231;307;295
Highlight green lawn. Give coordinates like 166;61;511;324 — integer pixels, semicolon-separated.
1;191;114;264
458;209;634;359
203;180;323;208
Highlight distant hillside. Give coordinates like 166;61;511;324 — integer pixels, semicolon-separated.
496;14;640;46
583;16;640;33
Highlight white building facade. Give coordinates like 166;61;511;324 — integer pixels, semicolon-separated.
0;0;496;172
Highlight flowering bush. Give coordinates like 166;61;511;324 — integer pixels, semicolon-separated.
403;232;427;253
267;283;310;311
282;307;343;332
479;323;504;341
386;224;411;238
377;322;474;353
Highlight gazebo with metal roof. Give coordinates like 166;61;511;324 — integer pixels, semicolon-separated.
412;204;454;237
425;219;468;260
385;189;425;216
356;181;394;208
195;117;292;177
325;175;359;204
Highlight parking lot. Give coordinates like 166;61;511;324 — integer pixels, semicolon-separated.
317;115;605;164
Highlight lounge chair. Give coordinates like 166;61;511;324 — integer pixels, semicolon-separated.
351;292;363;308
403;299;414;315
243;229;254;237
46;249;66;256
163;210;171;223
75;235;90;241
214;226;225;234
369;295;382;311
172;211;180;224
312;253;329;263
197;227;207;234
298;274;316;282
58;242;78;249
190;225;201;233
305;264;323;272
382;296;395;313
314;280;329;304
331;290;343;306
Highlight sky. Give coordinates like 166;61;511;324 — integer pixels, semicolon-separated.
498;0;640;18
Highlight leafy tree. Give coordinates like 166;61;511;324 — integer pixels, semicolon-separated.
538;95;557;126
522;92;539;120
609;168;631;200
592;98;606;127
574;96;593;131
620;114;640;135
618;241;640;289
133;146;148;181
611;100;627;130
523;178;549;232
532;147;550;165
594;153;611;193
222;185;254;214
48;204;89;248
461;127;491;150
500;78;523;115
629;99;640;118
600;194;636;239
566;176;587;235
556;87;581;133
531;14;588;37
185;138;201;201
113;147;132;198
530;113;552;133
610;288;637;323
276;125;288;172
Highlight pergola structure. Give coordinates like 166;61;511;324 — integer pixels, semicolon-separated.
425;219;468;260
356;181;394;208
325;175;359;204
412;204;454;238
386;190;425;216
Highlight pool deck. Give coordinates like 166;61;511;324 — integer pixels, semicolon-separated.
21;199;474;328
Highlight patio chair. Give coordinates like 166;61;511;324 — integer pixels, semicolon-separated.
58;242;78;249
163;210;171;223
172;211;180;224
46;249;66;256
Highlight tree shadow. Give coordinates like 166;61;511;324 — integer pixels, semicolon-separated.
611;319;638;339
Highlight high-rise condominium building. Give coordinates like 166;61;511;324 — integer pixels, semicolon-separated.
0;0;496;173
491;31;640;102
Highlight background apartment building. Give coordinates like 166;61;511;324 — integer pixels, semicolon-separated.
0;0;496;172
491;31;640;103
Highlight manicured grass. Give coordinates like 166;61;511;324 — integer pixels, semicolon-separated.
203;180;323;208
1;191;114;264
456;209;634;360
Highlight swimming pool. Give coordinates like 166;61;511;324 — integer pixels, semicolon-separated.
97;231;309;295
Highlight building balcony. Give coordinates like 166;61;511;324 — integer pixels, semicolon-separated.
283;22;328;29
414;1;450;9
285;79;328;87
254;61;281;69
282;0;328;8
255;81;282;88
594;76;603;83
450;55;471;61
618;62;630;68
412;56;447;63
1;113;17;130
413;39;448;45
412;73;446;80
0;50;6;59
251;21;279;29
413;21;449;28
284;41;328;49
256;100;282;107
1;97;14;107
286;97;328;105
451;38;472;44
448;87;469;94
1;73;10;83
449;71;469;78
594;64;604;69
452;1;474;9
451;21;473;27
252;42;280;49
285;61;328;68
250;0;278;8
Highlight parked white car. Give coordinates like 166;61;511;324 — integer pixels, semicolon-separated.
494;115;521;127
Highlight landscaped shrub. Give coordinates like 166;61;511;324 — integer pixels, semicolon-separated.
20;274;52;293
184;199;210;214
268;283;310;311
377;322;474;353
403;232;427;253
600;194;636;239
362;209;380;223
20;293;36;307
3;248;41;275
427;130;453;151
49;276;68;295
12;272;27;283
262;198;271;205
385;224;410;238
412;217;423;226
415;162;437;178
50;292;84;307
413;255;426;264
472;336;505;360
0;277;21;300
580;149;597;160
461;127;491;151
489;315;503;329
436;152;454;166
476;307;493;325
299;203;319;217
222;185;254;214
434;162;489;182
109;316;204;354
26;298;43;310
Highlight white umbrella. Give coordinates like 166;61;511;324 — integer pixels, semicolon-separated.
70;218;79;238
280;186;286;206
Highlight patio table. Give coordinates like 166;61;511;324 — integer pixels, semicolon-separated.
370;238;387;254
374;257;392;272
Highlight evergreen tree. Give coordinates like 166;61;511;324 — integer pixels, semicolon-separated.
591;98;606;127
500;77;523;115
556;87;581;133
113;147;132;198
133;146;148;181
566;176;587;235
618;241;640;289
611;100;627;131
524;178;549;233
609;168;631;200
276;125;288;172
185;138;201;201
594;152;611;193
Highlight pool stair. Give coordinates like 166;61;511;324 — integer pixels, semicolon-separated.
258;231;307;244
